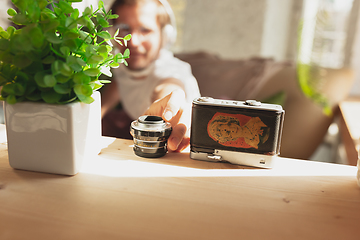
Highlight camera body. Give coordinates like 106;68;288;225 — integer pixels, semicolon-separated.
190;97;285;168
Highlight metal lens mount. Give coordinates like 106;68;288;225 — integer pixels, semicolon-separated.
130;115;172;158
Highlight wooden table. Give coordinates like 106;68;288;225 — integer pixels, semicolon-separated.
339;97;360;166
0;137;359;240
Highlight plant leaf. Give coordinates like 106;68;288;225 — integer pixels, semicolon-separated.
0;30;10;39
55;74;70;84
44;74;57;87
38;0;48;9
97;31;111;40
73;72;91;84
60;46;70;56
42;20;60;32
97;45;108;53
124;34;131;41
105;39;113;47
76;57;87;67
83;7;92;16
110;62;119;68
98;18;109;28
51;60;62;75
108;14;119;20
41;89;62;104
7;26;16;37
98;79;111;83
57;1;74;14
65;17;74;28
54;83;71;94
85;16;95;29
34;72;47;88
60;63;73;77
13;83;25;96
0;39;9;51
98;0;104;10
28;3;41;22
26;92;42;101
62;39;78;52
70;8;80;19
2;83;15;95
7;8;17;17
14;54;33;68
77;94;94;104
63;31;79;40
42;55;55;64
93;82;103;90
66;55;82;71
114;38;123;46
6;94;17;104
84;68;100;77
123;48;130;58
100;65;112;77
74;84;93;97
79;30;92;43
11;13;29;25
87;54;104;65
44;32;62;44
114;28;119;38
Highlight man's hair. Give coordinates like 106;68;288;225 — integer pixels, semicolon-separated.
110;0;171;29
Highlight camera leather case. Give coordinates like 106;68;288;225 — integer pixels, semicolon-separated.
190;97;285;168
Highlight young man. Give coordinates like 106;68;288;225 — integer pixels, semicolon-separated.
101;0;200;152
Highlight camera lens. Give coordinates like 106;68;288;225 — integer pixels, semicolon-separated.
130;115;172;158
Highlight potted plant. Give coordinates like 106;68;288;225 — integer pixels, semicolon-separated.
0;0;131;175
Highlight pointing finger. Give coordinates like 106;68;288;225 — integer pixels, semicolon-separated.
163;89;185;122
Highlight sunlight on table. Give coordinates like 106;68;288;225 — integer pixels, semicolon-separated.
80;138;357;178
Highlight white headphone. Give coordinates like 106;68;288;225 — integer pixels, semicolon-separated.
158;0;177;48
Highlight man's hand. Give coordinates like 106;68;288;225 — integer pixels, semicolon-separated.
144;89;191;152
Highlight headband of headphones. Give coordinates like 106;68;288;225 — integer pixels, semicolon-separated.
157;0;177;46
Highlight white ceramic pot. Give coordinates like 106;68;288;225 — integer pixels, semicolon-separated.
4;91;101;175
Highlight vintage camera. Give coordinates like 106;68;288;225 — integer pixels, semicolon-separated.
130;115;172;158
190;97;285;168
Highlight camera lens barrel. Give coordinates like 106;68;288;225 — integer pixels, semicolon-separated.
130;115;172;158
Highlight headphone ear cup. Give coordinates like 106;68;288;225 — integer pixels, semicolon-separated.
162;24;176;48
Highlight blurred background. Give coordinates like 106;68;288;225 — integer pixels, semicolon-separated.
0;0;359;164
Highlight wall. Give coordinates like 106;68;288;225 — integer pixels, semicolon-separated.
350;0;360;96
261;0;293;60
175;0;301;61
180;0;267;59
0;0;11;29
73;0;99;13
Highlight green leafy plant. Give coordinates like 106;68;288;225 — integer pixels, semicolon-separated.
0;0;131;104
297;62;331;115
296;18;331;116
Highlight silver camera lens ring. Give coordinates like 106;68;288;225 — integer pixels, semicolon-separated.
130;115;172;158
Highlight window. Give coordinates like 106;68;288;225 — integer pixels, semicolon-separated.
299;0;354;68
